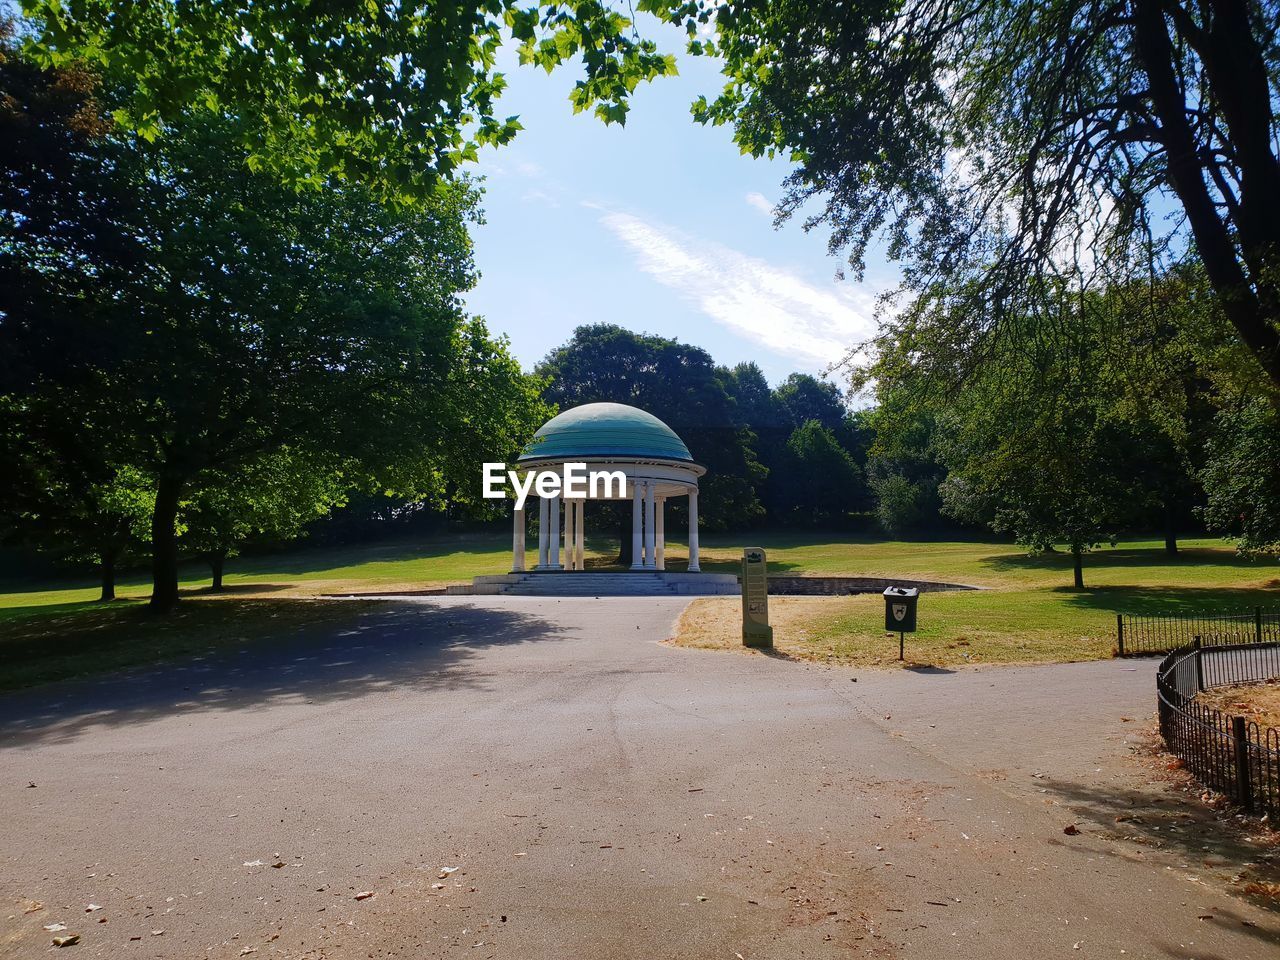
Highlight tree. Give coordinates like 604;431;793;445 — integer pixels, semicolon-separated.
863;394;949;536
776;420;862;526
718;362;784;433
929;293;1147;589
642;0;1280;390
1200;400;1280;556
0;419;153;601
0;25;153;600
2;52;544;609
538;324;764;558
19;1;676;201
181;452;348;591
773;374;847;433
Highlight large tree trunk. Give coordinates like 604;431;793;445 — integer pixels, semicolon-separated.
208;549;227;592
149;474;182;611
615;511;633;567
1164;498;1178;556
1131;0;1280;387
1071;544;1085;590
99;548;116;602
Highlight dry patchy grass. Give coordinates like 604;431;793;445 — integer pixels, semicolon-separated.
671;593;1116;668
1197;679;1280;730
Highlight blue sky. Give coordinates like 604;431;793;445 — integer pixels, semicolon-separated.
464;25;897;387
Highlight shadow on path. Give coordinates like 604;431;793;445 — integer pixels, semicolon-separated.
1046;776;1280;930
0;602;568;749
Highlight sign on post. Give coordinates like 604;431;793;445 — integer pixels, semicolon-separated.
741;547;773;649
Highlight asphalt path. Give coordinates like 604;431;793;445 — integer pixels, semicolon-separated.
2;597;1277;959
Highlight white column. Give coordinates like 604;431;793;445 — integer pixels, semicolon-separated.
563;496;573;570
549;494;562;569
655;497;665;570
644;481;656;569
537;497;549;569
630;478;644;570
575;500;586;571
687;487;700;572
512;505;526;572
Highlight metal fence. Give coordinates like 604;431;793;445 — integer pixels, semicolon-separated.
1156;639;1280;816
1117;607;1280;655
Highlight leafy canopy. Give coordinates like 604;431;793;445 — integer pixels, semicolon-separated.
19;1;678;200
642;0;1280;390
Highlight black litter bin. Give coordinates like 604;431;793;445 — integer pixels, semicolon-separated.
883;586;919;660
883;586;919;633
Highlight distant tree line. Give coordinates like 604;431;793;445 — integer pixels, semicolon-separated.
530;295;1280;587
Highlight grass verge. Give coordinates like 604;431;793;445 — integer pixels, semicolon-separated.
0;596;369;692
671;593;1118;668
671;535;1279;668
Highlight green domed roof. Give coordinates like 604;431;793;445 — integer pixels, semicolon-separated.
518;403;694;464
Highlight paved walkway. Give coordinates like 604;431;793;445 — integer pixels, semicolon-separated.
1;597;1276;959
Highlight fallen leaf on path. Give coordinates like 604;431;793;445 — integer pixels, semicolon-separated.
151;930;164;936
21;899;44;913
43;923;66;932
84;904;102;913
354;891;374;901
1063;824;1081;836
52;935;79;947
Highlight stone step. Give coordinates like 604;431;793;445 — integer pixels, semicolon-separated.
464;571;740;597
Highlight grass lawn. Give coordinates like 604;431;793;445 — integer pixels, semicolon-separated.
2;530;1277;686
0;597;371;692
673;533;1280;668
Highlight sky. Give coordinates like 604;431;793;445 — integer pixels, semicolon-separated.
463;21;898;388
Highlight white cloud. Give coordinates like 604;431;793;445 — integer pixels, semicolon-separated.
520;188;560;208
745;192;774;216
594;208;879;370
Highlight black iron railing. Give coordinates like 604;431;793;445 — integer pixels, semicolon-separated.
1156;639;1280;816
1117;607;1280;655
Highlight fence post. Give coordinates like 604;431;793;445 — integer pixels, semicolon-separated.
1116;614;1125;656
1193;637;1203;692
1232;715;1254;812
1257;606;1264;644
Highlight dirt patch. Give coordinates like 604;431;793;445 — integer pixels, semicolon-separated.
1197;679;1280;730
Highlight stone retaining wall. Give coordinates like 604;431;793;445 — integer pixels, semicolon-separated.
766;575;978;596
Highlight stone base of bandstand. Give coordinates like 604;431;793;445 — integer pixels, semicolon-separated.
453;571;739;597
